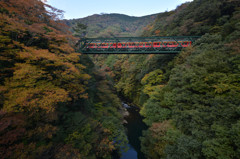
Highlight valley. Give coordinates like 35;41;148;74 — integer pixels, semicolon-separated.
0;0;240;159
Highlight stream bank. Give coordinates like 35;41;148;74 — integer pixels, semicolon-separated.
120;102;148;159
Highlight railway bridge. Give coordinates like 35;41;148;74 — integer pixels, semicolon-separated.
77;36;200;54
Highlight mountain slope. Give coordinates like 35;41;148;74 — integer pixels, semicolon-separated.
64;13;157;38
84;0;240;158
0;1;128;158
143;0;240;36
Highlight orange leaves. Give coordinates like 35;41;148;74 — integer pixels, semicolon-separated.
0;0;91;110
0;111;26;146
13;63;45;81
3;63;70;113
150;121;172;138
155;30;161;36
19;48;57;62
4;82;70;113
147;25;154;32
96;137;115;157
147;121;173;156
0;111;26;132
49;43;74;54
147;54;155;60
0;0;71;50
1;0;53;23
55;144;82;159
16;46;91;102
0;112;27;158
225;39;240;55
0;1;96;158
32;124;57;139
28;23;48;35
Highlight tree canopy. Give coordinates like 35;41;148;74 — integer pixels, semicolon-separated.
0;0;128;158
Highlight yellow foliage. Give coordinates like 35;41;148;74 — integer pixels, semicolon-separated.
141;69;163;85
141;69;164;95
3;63;70;113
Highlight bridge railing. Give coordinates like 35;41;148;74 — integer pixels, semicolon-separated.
76;36;201;54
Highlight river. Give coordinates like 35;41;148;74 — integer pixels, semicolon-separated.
120;102;148;159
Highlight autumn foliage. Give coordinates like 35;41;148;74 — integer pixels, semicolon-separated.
90;0;240;158
0;0;128;158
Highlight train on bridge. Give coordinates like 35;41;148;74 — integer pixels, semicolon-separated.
87;41;192;50
77;36;200;54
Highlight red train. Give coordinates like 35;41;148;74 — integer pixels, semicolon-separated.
87;41;192;49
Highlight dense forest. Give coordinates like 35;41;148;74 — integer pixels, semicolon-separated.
85;0;240;158
64;13;157;38
0;0;128;158
1;0;240;159
138;1;240;158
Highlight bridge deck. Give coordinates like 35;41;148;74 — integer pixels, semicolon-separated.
77;36;200;54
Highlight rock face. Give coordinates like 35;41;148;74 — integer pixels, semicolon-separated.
119;102;130;124
122;109;130;117
122;102;131;117
122;102;131;109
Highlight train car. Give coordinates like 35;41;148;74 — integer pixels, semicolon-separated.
87;41;192;49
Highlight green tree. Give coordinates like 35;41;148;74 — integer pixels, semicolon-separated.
73;22;87;38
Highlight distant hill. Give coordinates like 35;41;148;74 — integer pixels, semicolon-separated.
142;0;240;37
64;13;158;38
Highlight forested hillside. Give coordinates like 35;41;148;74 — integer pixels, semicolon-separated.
91;0;240;158
64;13;157;38
143;0;239;37
1;0;240;158
0;0;128;158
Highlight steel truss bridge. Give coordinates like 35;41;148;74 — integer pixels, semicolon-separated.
77;36;200;54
